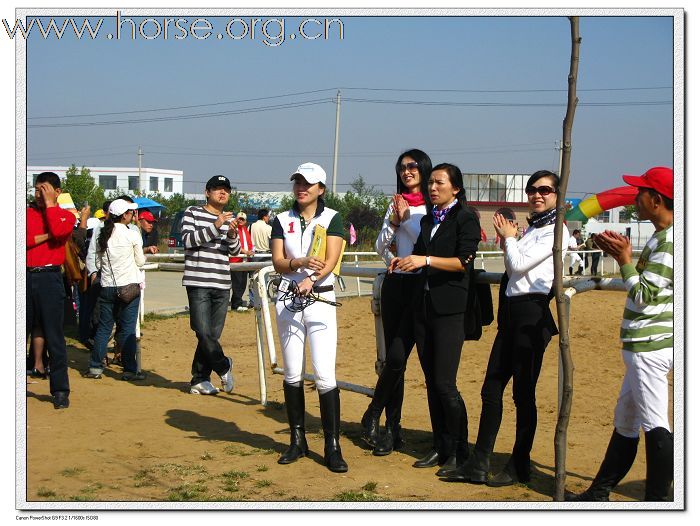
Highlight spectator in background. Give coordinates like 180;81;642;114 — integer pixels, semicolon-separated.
230;211;254;312
138;210;159;254
568;229;585;275
586;233;602;276
26;172;75;409
250;208;273;258
84;199;146;381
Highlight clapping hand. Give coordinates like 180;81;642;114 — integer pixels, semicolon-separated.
391;194;410;224
216;211;234;229
493;213;518;239
595;230;632;266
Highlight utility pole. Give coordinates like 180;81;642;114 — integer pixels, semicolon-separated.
138;146;143;188
332;90;341;194
557;140;564;176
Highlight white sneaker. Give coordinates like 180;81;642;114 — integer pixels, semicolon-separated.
220;357;234;393
190;380;218;395
236;306;248;312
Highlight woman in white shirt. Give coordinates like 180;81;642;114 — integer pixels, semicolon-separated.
445;170;568;486
361;149;431;456
84;199;146;381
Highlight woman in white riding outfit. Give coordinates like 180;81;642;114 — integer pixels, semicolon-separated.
270;162;347;473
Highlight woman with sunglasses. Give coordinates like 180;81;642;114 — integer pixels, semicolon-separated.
360;149;431;456
84;199;146;381
445;170;568;486
390;163;481;475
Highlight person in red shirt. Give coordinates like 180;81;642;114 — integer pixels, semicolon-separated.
229;212;254;311
26;172;76;409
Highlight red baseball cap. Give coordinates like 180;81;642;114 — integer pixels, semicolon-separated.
622;166;673;200
139;210;156;223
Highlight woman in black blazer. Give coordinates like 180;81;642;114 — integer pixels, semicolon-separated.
390;163;481;475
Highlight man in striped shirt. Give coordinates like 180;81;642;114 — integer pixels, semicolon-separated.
568;167;674;502
182;175;241;395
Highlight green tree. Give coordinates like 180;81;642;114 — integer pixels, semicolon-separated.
61;164;105;211
621;204;638;222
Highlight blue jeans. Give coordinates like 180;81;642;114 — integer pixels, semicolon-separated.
89;286;140;373
186;286;230;384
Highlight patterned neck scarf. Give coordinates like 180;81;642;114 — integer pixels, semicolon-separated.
432;199;458;224
527;207;557;228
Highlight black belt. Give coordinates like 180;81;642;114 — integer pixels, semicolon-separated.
27;265;61;273
504;293;549;303
313;285;334;293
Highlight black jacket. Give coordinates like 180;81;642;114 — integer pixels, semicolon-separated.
413;204;481;316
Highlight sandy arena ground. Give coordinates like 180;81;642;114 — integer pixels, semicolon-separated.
23;287;674;507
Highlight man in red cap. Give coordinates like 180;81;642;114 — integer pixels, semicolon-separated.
567;166;674;502
138;210;159;254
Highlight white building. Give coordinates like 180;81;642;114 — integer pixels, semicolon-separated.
27;166;184;197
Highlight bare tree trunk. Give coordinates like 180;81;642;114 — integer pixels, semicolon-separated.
553;16;580;502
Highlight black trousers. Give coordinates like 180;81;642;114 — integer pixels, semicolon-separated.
413;291;468;457
230;270;249;309
26;270;70;395
590;253;601;275
369;273;421;425
474;294;555;480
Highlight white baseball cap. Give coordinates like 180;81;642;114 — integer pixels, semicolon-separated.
290;162;327;185
109;199;138;217
86;217;101;230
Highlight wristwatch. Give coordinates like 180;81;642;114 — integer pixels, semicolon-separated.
309;275;318;283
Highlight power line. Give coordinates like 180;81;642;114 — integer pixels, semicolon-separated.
343;97;671;108
28;88;337;120
28;85;672;120
27;99;333;128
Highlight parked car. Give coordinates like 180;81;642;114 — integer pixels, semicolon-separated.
167;211;185;252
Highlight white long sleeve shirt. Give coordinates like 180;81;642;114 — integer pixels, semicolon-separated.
503;223;569;297
375;202;427;271
97;223;146;287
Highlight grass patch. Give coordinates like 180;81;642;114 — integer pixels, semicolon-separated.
256;465;269;472
36;487;56;498
166;483;206;502
200;452;214;461
222;470;249;480
143;311;185;323
223;445;274;457
153;463;208;477
332;490;386;502
265;401;284;411
361;481;378;492
133;468;159;488
333;482;385;502
60;467;85;477
255;480;272;488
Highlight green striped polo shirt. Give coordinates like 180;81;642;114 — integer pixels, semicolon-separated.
619;224;673;352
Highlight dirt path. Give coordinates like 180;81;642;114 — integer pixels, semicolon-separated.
24;288;671;506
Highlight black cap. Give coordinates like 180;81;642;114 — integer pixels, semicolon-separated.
206;175;232;190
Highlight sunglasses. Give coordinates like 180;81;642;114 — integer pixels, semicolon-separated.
400;161;419;172
525;185;557;196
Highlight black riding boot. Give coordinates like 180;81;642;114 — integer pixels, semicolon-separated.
644;427;673;501
436;393;469;477
566;430;639;501
372;414;404;456
278;381;309;464
319;388;348;473
361;405;382;449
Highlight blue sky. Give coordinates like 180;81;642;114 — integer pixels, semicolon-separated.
24;13;674;198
